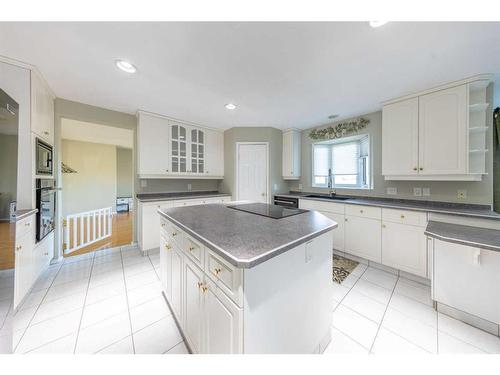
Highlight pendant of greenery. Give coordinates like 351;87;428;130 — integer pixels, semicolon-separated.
309;117;370;141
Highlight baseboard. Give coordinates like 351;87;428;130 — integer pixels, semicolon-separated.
437;302;500;337
162;291;193;354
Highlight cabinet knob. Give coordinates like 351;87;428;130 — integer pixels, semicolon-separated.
43;131;49;135
291;171;293;175
413;167;418;171
419;167;423;171
201;285;208;293
197;282;203;289
213;267;222;276
25;222;30;226
44;252;49;256
165;244;172;250
360;210;364;214
344;218;348;222
171;232;177;237
161;223;165;227
400;215;405;219
382;224;386;228
16;245;22;251
166;169;169;172
188;246;195;252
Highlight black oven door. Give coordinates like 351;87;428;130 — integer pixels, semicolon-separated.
36;138;53;176
36;180;56;241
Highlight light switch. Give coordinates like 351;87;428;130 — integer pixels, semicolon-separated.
413;187;422;197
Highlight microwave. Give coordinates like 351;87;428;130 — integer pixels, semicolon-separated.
35;138;53;176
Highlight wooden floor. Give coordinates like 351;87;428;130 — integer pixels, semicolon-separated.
0;221;15;270
65;212;133;257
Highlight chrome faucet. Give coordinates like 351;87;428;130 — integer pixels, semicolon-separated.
327;168;336;197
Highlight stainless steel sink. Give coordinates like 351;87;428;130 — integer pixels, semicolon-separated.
305;194;351;201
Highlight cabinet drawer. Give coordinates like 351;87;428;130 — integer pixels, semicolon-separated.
16;215;35;238
382;208;427;227
173;199;203;207
166;222;183;246
205;250;243;307
299;199;345;214
345;204;381;220
184;234;204;268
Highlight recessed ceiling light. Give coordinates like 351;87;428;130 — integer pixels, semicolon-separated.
369;21;388;28
225;103;237;110
328;114;339;120
115;59;137;73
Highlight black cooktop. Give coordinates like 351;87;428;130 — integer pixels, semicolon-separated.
228;203;308;219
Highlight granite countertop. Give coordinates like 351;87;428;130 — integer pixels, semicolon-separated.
158;204;337;268
425;221;500;252
136;191;231;202
14;209;38;221
275;192;500;220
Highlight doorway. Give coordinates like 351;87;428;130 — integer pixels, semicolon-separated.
235;142;269;203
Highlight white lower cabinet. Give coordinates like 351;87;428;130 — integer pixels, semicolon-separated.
14;227;35;309
320;211;344;251
433;239;500;324
170;245;184;320
381;221;427;277
183;257;204;353
344;215;382;263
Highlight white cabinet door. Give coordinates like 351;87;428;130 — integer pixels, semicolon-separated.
160;234;171;295
170;122;189;174
382;222;427;277
320;211;344;251
418;85;467;175
14;231;35;309
183;257;204;353
137;112;170;175
282;130;301;179
434;240;500;324
204;279;242;354
31;70;54;145
205;129;224;177
170;245;184;324
344;216;381;263
382;98;419;176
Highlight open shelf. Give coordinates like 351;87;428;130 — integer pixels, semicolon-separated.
469;103;489;112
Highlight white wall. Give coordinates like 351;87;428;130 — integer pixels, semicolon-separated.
0;134;18;219
62;139;117;216
116;147;133;197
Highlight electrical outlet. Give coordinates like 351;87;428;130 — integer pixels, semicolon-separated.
457;189;467;199
140;180;147;188
413;187;422;197
298;184;303;191
422;187;431;197
386;187;397;195
187;183;192;191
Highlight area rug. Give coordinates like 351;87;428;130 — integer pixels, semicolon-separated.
333;254;359;284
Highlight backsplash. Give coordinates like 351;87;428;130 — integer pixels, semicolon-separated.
136;178;222;194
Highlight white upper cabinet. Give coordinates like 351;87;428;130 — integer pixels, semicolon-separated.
382;75;491;181
31;70;55;145
282;129;301;179
137;112;170;175
418;85;467;175
137;111;224;179
382;97;419;176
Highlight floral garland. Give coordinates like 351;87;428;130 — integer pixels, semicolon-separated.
309;117;370;140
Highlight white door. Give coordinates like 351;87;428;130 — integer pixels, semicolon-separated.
381;222;427;277
183;257;204;353
344;216;382;263
236;143;268;203
204;279;242;354
382;98;419;176
418;85;467;175
170;246;183;322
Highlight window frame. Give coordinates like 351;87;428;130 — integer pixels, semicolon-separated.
311;134;371;190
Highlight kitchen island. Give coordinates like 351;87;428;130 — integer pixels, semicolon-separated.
158;203;337;354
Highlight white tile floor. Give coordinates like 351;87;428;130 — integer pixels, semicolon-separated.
11;245;188;354
326;262;500;354
5;246;500;354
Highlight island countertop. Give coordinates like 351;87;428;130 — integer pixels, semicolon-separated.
158;204;337;268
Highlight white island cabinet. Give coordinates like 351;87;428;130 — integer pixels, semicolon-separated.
159;204;336;354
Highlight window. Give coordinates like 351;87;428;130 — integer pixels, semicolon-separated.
312;135;370;189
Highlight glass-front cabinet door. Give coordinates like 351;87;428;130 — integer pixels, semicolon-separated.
190;129;205;174
171;123;188;173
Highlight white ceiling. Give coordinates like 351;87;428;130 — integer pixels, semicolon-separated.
0;22;499;129
62;119;133;148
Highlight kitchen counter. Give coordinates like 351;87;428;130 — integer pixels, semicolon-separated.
425;221;500;252
14;209;38;221
136;191;231;202
158;203;337;268
275;192;500;220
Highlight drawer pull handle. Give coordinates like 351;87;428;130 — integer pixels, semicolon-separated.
25;222;30;226
171;232;177;237
197;282;203;289
413;167;418;171
201;285;208;293
360;210;364;214
44;252;49;256
165;244;172;250
16;245;22;251
161;223;165;227
213;267;222;276
188;246;195;252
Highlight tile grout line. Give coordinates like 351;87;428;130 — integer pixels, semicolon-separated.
120;246;137;354
368;274;399;354
13;262;64;353
72;252;96;354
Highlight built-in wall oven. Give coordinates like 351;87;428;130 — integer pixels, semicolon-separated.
273;195;299;208
35;138;53;176
35;179;56;242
